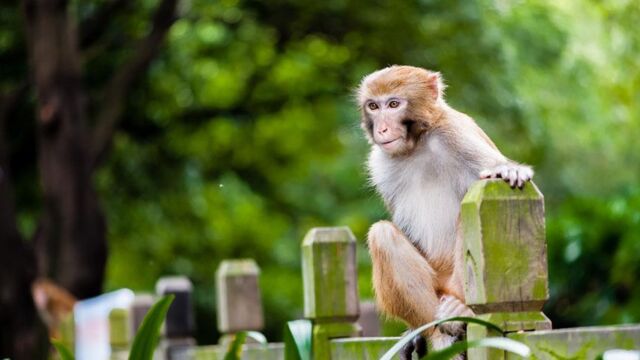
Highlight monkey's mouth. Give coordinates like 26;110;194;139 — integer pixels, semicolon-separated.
380;138;401;147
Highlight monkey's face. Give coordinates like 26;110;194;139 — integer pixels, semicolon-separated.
362;96;417;155
358;65;442;156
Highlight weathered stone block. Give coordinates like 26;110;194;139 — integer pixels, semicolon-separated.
358;301;381;337
330;337;400;360
109;308;130;348
461;180;548;313
507;324;640;359
156;276;195;338
216;259;264;333
130;294;154;335
302;227;359;322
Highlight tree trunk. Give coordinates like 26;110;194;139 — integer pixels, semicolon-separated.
0;188;48;359
0;89;49;359
23;0;106;299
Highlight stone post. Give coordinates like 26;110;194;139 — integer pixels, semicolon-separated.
156;276;196;360
302;226;361;360
130;294;154;336
216;259;264;346
358;301;381;337
109;308;130;360
461;180;551;360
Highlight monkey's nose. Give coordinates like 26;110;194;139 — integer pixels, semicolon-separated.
378;127;388;134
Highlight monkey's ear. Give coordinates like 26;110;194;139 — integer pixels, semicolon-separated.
426;72;445;101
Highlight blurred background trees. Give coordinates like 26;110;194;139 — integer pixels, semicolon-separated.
0;0;638;355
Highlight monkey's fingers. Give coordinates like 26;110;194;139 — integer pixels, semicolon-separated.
400;337;415;360
479;169;499;179
481;164;533;189
517;166;534;189
413;335;427;358
399;334;427;360
508;168;518;188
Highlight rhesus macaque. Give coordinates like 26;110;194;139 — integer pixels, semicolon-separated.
357;66;533;356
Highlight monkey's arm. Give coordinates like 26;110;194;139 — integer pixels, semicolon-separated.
449;114;533;188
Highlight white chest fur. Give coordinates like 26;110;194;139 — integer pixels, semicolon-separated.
368;134;478;260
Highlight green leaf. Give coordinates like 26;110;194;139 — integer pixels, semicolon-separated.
283;319;312;360
224;332;248;360
128;295;174;360
424;337;531;359
380;316;504;360
246;331;268;345
51;339;75;360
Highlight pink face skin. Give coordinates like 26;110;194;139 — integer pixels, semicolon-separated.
363;96;410;154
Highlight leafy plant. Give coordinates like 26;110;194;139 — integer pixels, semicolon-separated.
223;332;247;360
223;331;268;360
380;316;530;360
283;319;312;360
128;295;175;360
425;338;531;360
51;339;74;360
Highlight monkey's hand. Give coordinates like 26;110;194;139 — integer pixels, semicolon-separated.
479;163;533;189
436;295;474;337
400;334;427;360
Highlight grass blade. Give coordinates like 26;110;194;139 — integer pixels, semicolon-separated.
424;337;530;359
223;332;248;360
128;294;174;360
284;319;312;360
51;339;75;360
246;331;268;345
380;316;503;360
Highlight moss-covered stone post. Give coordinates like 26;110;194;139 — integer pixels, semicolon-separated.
302;227;362;360
216;259;264;345
108;308;130;360
461;180;551;360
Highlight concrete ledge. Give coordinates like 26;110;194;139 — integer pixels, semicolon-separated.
507;324;640;359
330;337;400;359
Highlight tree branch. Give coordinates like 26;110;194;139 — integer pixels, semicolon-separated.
79;0;130;50
90;0;179;167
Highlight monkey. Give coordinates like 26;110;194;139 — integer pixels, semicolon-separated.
357;65;533;357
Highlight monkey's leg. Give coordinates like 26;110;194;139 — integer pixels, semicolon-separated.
367;221;457;352
436;250;474;337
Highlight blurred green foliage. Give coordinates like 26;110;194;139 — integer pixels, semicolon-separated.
2;0;639;345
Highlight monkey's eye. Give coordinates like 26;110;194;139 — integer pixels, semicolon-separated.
367;102;379;111
389;100;400;108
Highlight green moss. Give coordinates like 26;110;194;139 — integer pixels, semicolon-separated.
331;337;399;360
462;179;548;310
506;325;640;360
313;322;361;360
532;277;548;300
302;227;358;320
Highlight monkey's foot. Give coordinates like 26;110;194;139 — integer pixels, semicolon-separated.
431;331;464;360
400;334;427;360
436;295;474;337
480;164;533;189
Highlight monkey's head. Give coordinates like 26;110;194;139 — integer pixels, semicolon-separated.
357;65;445;156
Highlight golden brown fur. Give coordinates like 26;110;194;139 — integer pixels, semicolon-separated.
358;65;533;352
